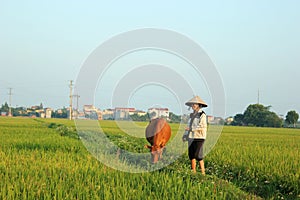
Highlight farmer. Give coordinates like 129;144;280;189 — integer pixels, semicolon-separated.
182;95;208;175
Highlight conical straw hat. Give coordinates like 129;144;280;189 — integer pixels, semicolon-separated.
185;96;208;107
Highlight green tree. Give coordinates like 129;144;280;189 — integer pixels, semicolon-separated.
129;113;139;121
139;114;150;121
285;110;299;128
232;114;244;126
243;104;282;127
12;107;27;117
169;112;181;123
243;104;267;126
264;111;283;127
52;108;68;118
128;113;150;121
0;102;9;113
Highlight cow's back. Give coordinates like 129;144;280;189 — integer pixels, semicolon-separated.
145;118;171;146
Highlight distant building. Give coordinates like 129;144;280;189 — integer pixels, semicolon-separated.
83;105;102;120
77;111;86;119
28;107;53;118
114;107;135;120
208;116;224;125
225;117;234;125
40;113;45;118
45;108;52;118
34;109;44;118
135;110;147;116
147;108;169;120
83;105;96;113
17;107;27;115
102;108;147;120
207;115;214;123
102;109;114;120
31;105;40;110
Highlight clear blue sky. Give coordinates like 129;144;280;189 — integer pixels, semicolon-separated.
0;1;299;117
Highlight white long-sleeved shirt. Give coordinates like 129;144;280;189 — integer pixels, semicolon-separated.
188;109;207;139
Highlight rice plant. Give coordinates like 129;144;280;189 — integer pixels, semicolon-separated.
1;117;298;199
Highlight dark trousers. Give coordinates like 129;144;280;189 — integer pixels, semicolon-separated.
188;139;205;161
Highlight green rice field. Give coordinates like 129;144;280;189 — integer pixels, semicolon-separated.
0;117;299;199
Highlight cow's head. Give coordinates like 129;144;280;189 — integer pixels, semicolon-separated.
145;144;163;163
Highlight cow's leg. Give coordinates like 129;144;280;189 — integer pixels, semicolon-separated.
158;147;164;160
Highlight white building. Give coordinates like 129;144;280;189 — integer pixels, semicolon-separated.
147;108;169;120
83;105;102;120
102;109;115;120
114;107;135;120
135;110;147;116
45;108;52;118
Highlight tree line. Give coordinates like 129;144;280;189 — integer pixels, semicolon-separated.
231;104;299;128
0;102;69;118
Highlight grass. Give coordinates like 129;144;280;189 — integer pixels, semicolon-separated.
0;117;299;199
206;126;300;199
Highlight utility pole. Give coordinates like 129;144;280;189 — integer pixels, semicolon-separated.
8;88;12;117
69;80;73;120
73;94;80;119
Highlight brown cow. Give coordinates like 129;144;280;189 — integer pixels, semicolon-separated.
145;118;171;163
